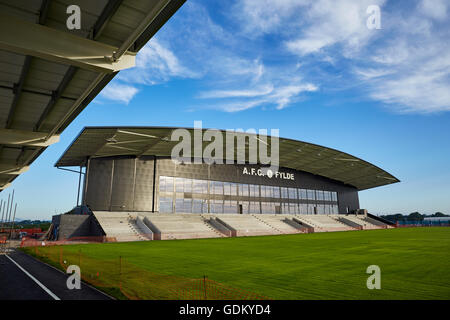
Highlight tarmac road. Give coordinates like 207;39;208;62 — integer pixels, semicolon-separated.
0;249;112;300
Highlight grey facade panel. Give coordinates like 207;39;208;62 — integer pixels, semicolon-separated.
85;158;113;211
133;157;154;211
110;158;136;211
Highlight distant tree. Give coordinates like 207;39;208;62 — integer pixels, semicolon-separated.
433;212;447;217
408;212;423;221
380;214;405;223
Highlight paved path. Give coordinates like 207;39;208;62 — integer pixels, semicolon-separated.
0;250;112;300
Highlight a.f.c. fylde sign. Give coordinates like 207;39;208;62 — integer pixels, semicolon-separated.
242;167;294;181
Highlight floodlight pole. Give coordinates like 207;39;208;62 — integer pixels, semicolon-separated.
4;194;10;231
7;190;14;237
8;203;17;247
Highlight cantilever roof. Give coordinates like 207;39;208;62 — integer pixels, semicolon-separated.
0;0;185;191
56;127;400;191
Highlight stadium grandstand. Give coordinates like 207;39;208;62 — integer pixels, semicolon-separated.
46;126;398;242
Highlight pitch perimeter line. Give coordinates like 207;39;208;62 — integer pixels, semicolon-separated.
5;254;61;300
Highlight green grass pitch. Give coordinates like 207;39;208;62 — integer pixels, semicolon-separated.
30;227;450;299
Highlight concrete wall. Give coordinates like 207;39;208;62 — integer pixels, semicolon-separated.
54;214;104;240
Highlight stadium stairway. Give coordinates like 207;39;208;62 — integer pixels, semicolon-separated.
92;212;391;242
92;211;146;242
138;213;225;240
294;215;354;232
251;214;303;235
341;214;386;230
334;216;363;230
211;214;282;237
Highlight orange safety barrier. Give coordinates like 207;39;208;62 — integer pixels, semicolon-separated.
20;236;110;247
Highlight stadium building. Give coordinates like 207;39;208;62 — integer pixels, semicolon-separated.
49;126;399;241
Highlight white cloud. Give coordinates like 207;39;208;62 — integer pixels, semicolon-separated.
200;82;318;112
107;0;450;113
118;38;197;85
418;0;448;21
354;68;394;80
198;85;274;99
366;51;450;113
285;0;385;57
232;0;450;113
233;0;309;35
100;83;139;104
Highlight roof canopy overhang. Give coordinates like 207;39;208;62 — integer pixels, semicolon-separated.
0;0;186;191
56;127;400;191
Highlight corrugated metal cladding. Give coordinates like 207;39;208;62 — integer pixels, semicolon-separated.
0;1;186;191
83;157;359;213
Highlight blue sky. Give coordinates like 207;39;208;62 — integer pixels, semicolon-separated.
4;0;450;220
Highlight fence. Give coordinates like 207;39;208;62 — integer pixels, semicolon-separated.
23;244;268;300
395;221;450;228
20;236;109;247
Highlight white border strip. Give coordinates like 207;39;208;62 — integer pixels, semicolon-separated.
5;254;60;300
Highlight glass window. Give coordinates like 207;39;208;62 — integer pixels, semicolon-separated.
332;192;338;202
281;187;289;199
249;201;260;214
193;179;208;194
175;177;184;193
159;176;174;193
272;186;280;198
184;178;192;193
210;199;223;213
307;189;315;200
249;185;259;197
299;189;307;200
265;186;273;198
307;205;315;215
159;176;166;192
289;202;298;214
316;190;324;201
159;196;173;213
261;202;276;214
288;188;297;199
230;183;237;196
299;203;308;214
211;181;223;195
224;182;231;195
317;204;325;214
224;200;237;213
260;185;266;198
332;204;339;214
175;198;191;213
239;202;249;214
239;184;249;197
282;202;290;214
324;191;331;201
192;199;207;213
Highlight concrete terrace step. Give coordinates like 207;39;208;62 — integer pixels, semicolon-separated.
92;212;390;241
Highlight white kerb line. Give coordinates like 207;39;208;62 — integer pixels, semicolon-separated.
5;254;61;300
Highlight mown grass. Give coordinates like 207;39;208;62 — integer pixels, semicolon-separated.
23;227;450;299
